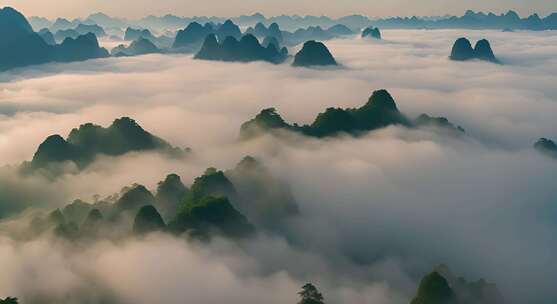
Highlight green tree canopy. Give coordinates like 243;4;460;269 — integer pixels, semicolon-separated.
298;283;325;304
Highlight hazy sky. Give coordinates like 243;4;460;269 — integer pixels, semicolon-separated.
3;0;557;19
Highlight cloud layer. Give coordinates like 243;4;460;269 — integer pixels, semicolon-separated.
0;30;557;303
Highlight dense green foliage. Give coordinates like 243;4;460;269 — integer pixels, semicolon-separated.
169;167;254;237
171;196;254;238
298;283;325;304
241;89;409;139
292;40;337;67
410;266;506;304
410;272;457;304
0;297;18;304
240;90;467;140
23;117;183;174
183;168;238;206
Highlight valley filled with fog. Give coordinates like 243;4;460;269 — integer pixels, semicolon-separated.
1;27;557;304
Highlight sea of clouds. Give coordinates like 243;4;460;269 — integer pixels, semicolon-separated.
1;29;557;304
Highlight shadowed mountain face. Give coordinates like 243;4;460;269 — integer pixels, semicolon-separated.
172;20;242;52
38;28;56;45
0;7;109;71
292;40;337;67
114;184;156;215
534;138;557;158
54;28;79;42
124;27;155;41
216;19;242;41
450;38;498;63
195;34;288;63
172;22;214;50
155;174;189;221
473;39;497;62
133;205;166;235
245;22;284;42
0;7;34;46
112;38;161;56
23;117;184;175
123;27;174;49
450;38;476;60
55;33;109;62
75;23;106;37
362;27;381;39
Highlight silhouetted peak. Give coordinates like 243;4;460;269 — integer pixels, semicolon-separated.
505;10;520;19
254;22;266;32
155;173;188;221
31;135;76;167
362;27;381;39
262;36;280;48
0;6;34;46
451;37;498;63
474;39;496;62
364;89;399;111
252;108;289;129
185;21;203;31
0;7;33;33
450;37;475;61
240;33;260;46
410;271;457;304
157;173;188;200
133;205;165;235
527;13;541;21
222;19;235;27
292;40;337;67
464;10;476;17
109;117;142;131
115;184;156;213
61;32;100;47
268;22;280;32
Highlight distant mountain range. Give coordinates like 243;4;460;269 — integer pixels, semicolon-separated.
0;7;109;71
28;10;557;33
